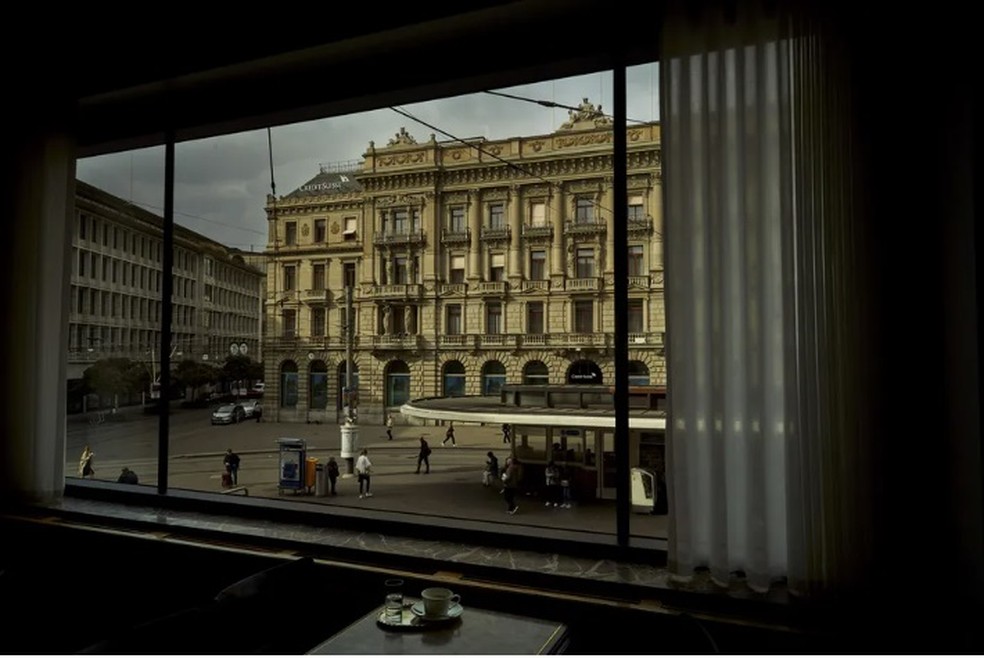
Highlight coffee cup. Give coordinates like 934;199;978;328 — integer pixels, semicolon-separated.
421;587;461;617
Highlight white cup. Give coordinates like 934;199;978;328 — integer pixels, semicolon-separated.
421;587;460;617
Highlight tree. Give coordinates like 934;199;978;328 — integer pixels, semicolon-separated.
83;358;149;411
174;359;220;399
221;355;263;390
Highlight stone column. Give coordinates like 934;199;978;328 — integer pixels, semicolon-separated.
604;178;615;275
423;192;438;283
550;185;565;280
468;189;482;282
650;179;664;272
508;185;522;283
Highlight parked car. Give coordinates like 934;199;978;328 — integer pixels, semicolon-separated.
240;399;263;420
211;403;244;425
252;382;265;393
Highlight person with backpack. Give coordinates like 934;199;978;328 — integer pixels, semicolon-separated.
326;456;340;495
416;437;432;474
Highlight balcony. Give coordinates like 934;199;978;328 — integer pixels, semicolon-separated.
519;334;548;347
566;332;606;347
480;226;511;242
474;281;508;296
478;334;516;348
628;331;665;347
565;277;602;292
627;215;654;235
520;280;550;293
439;283;467;296
440;228;471;246
627;275;650;289
301;288;331;303
564;219;606;236
521;224;553;239
372;334;421;350
371;283;423;300
439;334;474;348
373;230;426;247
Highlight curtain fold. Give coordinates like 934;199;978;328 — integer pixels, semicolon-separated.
660;0;866;596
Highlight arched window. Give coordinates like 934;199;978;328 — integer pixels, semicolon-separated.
523;360;550;385
567;359;602;385
385;360;411;408
442;360;466;397
627;360;650;386
482;360;507;395
337;361;360;412
280;360;298;408
308;359;328;409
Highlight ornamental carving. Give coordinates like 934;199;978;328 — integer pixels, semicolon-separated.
525;184;550;197
301;223;310;237
555;132;613;149
487;144;503;156
331;221;340;234
483;189;508;201
628;129;643;142
378;151;426;167
376;194;425;207
387;127;417;146
567;180;602;195
558;98;613;131
529;140;545;152
444;192;468;204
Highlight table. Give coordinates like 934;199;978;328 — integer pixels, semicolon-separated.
306;598;569;654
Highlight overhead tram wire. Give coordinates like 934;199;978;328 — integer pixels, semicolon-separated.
482;89;651;125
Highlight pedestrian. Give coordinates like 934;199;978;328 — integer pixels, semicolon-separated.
559;466;573;509
442;421;456;447
502;456;522;515
117;467;138;485
544;460;561;507
221;466;234;488
224;448;241;485
326;456;340;495
483;451;499;487
416;437;431;474
78;445;95;478
502;423;511;444
386;413;394;440
356;448;373;498
500;455;513;494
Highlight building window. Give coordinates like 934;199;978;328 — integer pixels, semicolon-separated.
530;201;546;226
204;257;213;277
391;209;408;234
78;251;86;277
343;262;356;289
527;301;544;334
283;265;296;291
393;257;407;284
312;263;326;290
628;245;644;276
573;300;593;333
530;250;546;280
283;309;297;338
482;361;507;395
446;304;462;335
628;360;650;387
575;197;595;223
488;203;505;229
443;360;466;397
486;302;502;334
285;222;297;246
449;255;465;284
78;214;86;240
628;299;644;333
308;360;328;410
576;248;595;279
523;360;550;385
628;194;645;221
314;219;327;243
490;253;505;281
311;307;326;337
385;360;411;408
280;361;298;408
449;206;466;232
343;216;357;239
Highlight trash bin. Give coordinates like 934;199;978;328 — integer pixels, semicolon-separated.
630;467;657;514
314;463;328;497
277;438;307;494
305;457;319;492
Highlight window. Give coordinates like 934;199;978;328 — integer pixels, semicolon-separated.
575;197;595;223
523;360;550;386
628;194;645;221
490;253;505;281
573;300;593;333
314;219;326;243
78;250;85;277
482;361;507;395
344;216;357;238
446;304;462;335
343;262;356;289
391;209;408;234
449;255;465;284
486;302;502;334
449;206;466;232
576;248;595;278
628;299;644;333
443;361;466;397
283;265;296;291
628;245;644;276
527;301;544;334
204;284;213;302
385;360;411;408
285;222;297;246
280;361;298;408
283;309;297;338
393;257;407;284
312;263;325;290
488;203;505;229
530;201;546;226
78;214;86;240
529;250;546;280
311;307;326;337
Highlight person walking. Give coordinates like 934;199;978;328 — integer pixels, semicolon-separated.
502;456;521;514
356;448;373;498
483;451;499;487
442;421;456;447
559;465;573;508
326;456;340;495
416;437;431;474
223;448;241;485
502;423;511;444
78;445;95;479
544;460;561;507
386;414;394;441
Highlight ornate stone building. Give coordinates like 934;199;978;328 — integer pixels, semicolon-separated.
263;100;664;424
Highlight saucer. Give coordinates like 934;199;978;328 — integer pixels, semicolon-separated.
411;601;463;621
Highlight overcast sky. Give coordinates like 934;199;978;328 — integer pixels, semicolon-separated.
76;65;659;252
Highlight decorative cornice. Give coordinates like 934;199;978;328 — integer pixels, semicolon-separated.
375;194;426;208
483;189;509;201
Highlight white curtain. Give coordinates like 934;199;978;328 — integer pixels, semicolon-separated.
661;1;866;595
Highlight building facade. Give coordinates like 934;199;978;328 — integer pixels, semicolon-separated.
68;181;265;411
263;100;664;424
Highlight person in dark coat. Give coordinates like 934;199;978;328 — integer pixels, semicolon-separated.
416;437;432;474
326;456;340;495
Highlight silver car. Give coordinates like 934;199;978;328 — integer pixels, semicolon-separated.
211;403;244;425
240;399;263;420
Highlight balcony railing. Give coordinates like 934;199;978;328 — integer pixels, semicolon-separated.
564;219;606;236
371;283;423;299
474;281;508;295
627;275;650;288
520;280;550;292
440;228;471;245
521;224;553;239
439;334;474;348
480;226;511;241
301;288;331;302
439;283;467;295
373;230;426;247
627;215;653;235
372;334;421;350
565;277;602;292
478;334;516;348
